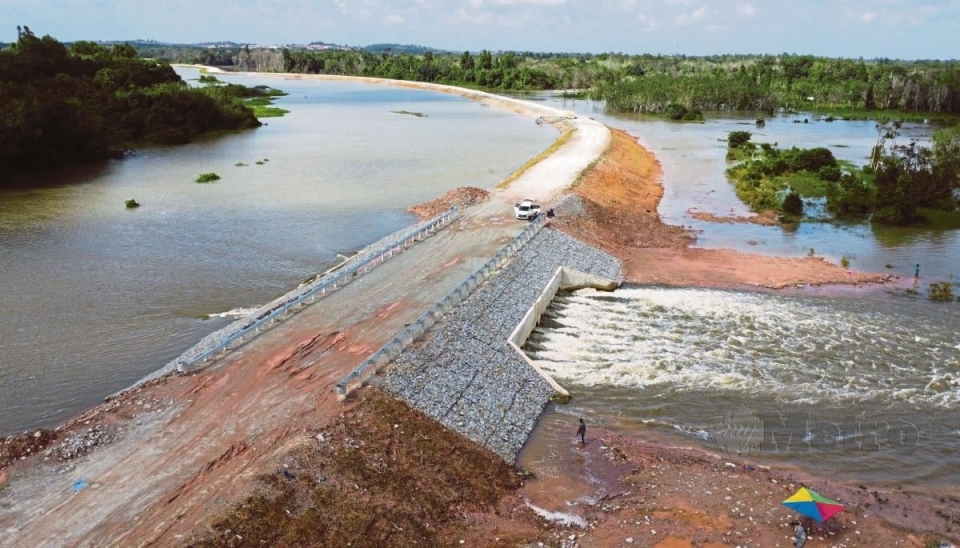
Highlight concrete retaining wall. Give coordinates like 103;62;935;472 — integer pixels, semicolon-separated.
382;228;622;463
507;266;619;399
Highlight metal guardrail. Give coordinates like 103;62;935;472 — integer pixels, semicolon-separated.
335;214;549;397
174;207;460;373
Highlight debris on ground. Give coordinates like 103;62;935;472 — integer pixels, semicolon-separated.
409;187;490;219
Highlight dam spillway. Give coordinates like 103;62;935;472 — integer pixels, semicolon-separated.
382;227;622;463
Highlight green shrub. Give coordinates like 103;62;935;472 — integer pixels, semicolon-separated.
792;147;837;172
828;174;875;217
665;103;689;120
728;131;752;149
125;199;140;208
195;172;221;183
841;256;850;268
929;282;955;302
782;191;804;217
770;158;789;175
818;165;842;182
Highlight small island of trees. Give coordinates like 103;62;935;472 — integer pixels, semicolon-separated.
725;123;960;226
0;27;269;185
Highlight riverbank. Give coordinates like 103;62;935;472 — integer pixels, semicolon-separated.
189;64;574;126
0;78;611;546
0;79;951;546
517;126;957;545
551;128;894;289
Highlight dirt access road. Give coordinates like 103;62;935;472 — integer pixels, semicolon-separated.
0;87;609;546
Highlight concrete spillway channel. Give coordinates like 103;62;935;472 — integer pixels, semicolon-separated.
379;228;622;463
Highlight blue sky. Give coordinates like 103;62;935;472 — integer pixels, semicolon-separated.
1;0;957;59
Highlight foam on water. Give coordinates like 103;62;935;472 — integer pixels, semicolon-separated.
531;287;960;409
206;307;260;320
524;501;587;528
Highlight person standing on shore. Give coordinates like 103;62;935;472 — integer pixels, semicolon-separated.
915;263;920;280
577;418;586;444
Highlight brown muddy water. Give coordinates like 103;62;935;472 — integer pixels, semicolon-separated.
0;70;556;435
506;93;960;496
521;286;960;496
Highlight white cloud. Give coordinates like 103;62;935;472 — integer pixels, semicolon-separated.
637;13;660;32
489;0;565;5
675;6;709;26
451;7;492;23
3;0;955;59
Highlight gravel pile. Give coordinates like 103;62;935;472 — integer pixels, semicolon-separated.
46;425;117;462
409;187;490;219
383;227;622;463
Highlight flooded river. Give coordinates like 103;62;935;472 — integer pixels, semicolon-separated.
0;71;555;435
523;287;960;494
526;94;959;281
515;95;959;493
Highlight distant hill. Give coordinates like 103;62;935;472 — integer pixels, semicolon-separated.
362;43;450;54
13;38;457;54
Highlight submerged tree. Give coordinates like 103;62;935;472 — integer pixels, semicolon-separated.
782;190;804;217
874;138;957;224
870;118;902;171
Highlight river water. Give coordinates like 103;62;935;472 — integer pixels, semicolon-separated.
4;75;958;492
523;94;960;282
514;95;960;493
524;287;960;493
0;70;555;435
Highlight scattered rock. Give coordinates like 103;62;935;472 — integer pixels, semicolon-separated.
409;187;490;219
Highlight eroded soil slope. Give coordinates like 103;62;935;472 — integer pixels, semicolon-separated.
189;390;544;547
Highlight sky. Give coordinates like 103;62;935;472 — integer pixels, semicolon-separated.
1;0;958;59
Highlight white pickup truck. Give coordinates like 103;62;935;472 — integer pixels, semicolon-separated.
514;199;541;220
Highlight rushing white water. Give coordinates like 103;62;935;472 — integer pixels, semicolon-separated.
525;287;960;491
532;287;960;408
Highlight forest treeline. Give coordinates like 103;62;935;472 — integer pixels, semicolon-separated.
142;44;960;117
0;28;263;183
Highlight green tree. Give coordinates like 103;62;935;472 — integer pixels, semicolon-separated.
782;191;804;217
0;28;262;183
933;125;960;179
728;131;752;148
